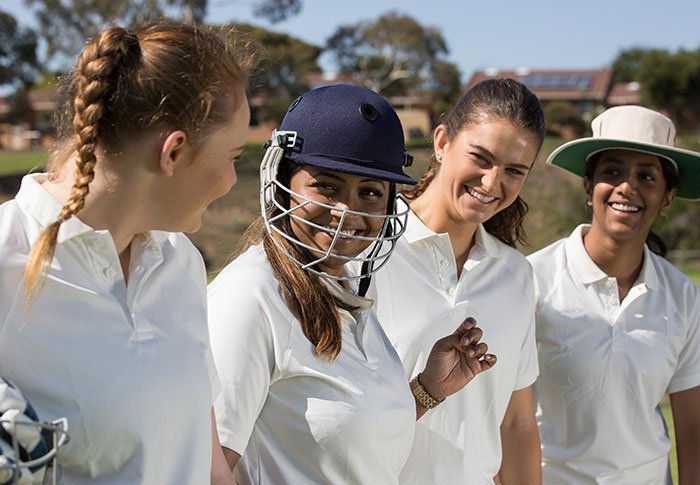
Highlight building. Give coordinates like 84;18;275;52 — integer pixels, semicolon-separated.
465;68;640;121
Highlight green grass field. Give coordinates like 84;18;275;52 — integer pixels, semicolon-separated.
0;150;48;176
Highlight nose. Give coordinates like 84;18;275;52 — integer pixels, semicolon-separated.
616;173;638;195
329;192;361;219
481;167;500;192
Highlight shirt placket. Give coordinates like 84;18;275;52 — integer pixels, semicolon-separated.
125;237;162;341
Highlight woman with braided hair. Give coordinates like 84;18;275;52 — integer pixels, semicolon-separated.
0;23;252;483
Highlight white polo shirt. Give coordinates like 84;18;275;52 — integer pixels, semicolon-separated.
209;245;415;485
368;199;539;484
0;174;220;484
529;224;700;484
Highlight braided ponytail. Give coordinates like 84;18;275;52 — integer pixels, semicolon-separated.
23;28;140;303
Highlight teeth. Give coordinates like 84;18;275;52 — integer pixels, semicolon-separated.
466;186;496;203
323;225;359;238
610;202;641;213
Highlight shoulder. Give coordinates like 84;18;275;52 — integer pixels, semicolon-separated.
527;238;567;270
0;199;33;273
210;245;279;294
482;232;534;283
651;253;700;305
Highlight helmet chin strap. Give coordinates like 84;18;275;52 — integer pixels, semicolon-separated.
358;183;397;297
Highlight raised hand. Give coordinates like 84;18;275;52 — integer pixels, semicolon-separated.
415;317;496;412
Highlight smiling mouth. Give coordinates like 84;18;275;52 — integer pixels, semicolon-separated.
466;186;497;204
321;225;363;239
609;202;641;213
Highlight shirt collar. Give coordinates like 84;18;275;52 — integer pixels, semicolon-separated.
322;278;373;312
14;173;169;252
398;195;501;259
565;223;659;289
15;173;94;243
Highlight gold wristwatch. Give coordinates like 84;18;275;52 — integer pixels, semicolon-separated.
410;374;445;409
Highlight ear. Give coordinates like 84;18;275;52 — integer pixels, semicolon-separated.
583;176;593;199
660;187;677;216
159;130;188;177
433;124;448;163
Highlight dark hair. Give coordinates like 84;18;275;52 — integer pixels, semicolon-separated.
584;152;679;256
237;160;352;360
403;78;545;247
24;22;255;302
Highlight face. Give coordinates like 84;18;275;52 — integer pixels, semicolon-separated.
431;119;539;229
287;166;390;277
584;149;676;245
173;93;250;232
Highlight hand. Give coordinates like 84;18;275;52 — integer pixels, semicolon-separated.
419;317;496;401
0;378;50;484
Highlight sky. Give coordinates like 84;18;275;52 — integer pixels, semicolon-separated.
5;0;700;82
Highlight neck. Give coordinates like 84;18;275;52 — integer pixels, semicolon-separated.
583;224;646;292
43;161;149;256
409;188;478;271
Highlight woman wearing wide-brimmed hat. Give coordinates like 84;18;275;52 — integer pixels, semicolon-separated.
529;105;700;484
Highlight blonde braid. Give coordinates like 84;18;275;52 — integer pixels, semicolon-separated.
24;28;139;303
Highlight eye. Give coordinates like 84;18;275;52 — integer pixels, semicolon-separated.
470;153;490;167
638;172;655;182
361;186;385;198
311;181;336;192
506;167;526;176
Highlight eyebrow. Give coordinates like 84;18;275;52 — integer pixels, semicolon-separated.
315;169;383;184
600;158;661;169
469;143;532;171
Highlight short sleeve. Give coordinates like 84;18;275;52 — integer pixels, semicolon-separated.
514;273;539;391
208;258;279;455
668;283;700;394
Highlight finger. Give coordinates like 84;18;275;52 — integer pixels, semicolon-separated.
480;354;497;371
453;317;477;337
465;342;488;359
460;327;483;347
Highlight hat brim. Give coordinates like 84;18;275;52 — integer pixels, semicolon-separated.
289;154;417;186
547;137;700;200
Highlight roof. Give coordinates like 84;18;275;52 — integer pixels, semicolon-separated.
465;68;614;102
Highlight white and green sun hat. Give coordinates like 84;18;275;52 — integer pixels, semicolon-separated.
546;105;700;199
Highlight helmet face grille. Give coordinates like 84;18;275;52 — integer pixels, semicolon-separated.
0;417;69;484
260;158;408;282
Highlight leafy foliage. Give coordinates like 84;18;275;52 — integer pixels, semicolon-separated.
252;0;301;24
325;12;450;94
0;10;39;89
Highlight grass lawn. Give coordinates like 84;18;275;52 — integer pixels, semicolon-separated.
0;150;48;176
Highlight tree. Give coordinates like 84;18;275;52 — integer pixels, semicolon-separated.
22;0;305;63
428;60;462;122
0;10;39;89
234;23;321;123
325;12;450;95
252;0;302;23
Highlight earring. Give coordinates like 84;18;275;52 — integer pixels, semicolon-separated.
436;153;442;161
585;197;592;207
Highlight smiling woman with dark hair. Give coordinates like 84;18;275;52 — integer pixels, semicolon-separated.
530;105;700;484
208;84;497;485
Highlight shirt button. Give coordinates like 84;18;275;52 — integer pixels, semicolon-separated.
103;267;116;279
134;265;143;273
447;287;456;296
440;260;448;268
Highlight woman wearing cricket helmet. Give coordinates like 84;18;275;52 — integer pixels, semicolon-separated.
208;84;497;484
530;105;700;484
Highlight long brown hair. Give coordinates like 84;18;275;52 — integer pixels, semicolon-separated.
24;23;254;303
236;160;350;360
403;78;545;247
